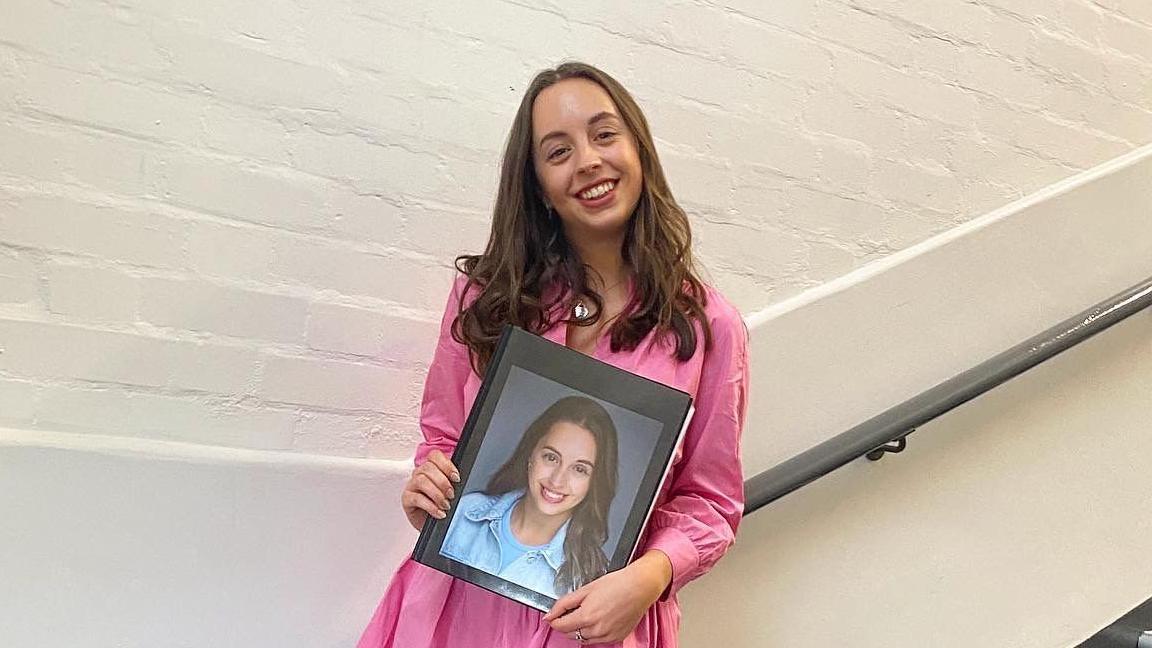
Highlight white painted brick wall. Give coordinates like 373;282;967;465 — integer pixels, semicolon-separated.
47;262;139;322
0;0;1148;458
0;249;39;308
139;277;310;344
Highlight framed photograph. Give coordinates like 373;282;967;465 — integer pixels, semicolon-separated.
411;325;694;612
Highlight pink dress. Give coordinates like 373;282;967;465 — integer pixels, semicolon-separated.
357;276;749;648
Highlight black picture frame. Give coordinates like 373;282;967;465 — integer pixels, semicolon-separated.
411;325;693;612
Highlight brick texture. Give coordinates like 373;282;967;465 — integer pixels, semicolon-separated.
0;0;1148;457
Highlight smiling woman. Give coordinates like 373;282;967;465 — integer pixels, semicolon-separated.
438;396;620;599
533;91;643;251
453;62;711;369
357;61;749;648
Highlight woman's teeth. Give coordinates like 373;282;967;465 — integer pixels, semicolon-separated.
541;486;566;504
579;181;615;200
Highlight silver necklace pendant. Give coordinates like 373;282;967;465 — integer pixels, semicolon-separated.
572;301;590;321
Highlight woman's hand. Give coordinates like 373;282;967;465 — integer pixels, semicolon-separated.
400;450;461;530
543;551;672;645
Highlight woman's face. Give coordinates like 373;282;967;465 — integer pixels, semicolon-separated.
525;420;598;520
531;77;643;248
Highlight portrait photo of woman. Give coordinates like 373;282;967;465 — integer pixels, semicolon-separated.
440;395;620;600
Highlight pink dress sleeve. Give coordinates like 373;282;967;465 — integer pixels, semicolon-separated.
413;275;475;467
641;302;749;600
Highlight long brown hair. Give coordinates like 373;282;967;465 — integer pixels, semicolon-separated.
487;396;619;594
453;61;712;373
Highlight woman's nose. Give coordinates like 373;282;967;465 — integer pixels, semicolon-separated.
547;465;568;486
575;144;602;174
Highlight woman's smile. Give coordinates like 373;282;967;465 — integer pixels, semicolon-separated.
573;178;619;210
539;484;569;505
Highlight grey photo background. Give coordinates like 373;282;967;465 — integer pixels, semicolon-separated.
461;365;662;555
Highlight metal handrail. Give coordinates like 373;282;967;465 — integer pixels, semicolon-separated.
743;275;1152;516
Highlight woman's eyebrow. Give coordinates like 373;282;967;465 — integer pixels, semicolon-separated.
541;445;595;467
586;110;618;126
537;111;620;151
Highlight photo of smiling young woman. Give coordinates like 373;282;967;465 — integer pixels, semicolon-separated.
439;395;620;599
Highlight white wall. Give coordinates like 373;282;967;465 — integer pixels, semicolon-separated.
741;143;1152;475
0;431;411;648
2;0;1151;458
680;307;1152;648
1;146;1148;648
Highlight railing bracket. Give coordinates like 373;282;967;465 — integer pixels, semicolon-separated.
865;431;913;461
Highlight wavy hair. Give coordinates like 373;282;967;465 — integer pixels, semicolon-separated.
453;61;712;374
486;396;619;594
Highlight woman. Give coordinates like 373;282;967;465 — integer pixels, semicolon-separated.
440;396;620;600
359;61;749;647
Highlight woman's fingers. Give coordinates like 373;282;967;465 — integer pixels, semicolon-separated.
543;588;588;626
399;452;461;529
547;607;585;635
570;626;600;644
426;450;461;484
412;473;452;510
414;465;455;503
402;489;446;520
548;608;590;636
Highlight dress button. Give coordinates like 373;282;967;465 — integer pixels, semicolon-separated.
526;555;536;563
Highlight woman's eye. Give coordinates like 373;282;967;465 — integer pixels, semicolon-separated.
547;146;569;161
574;464;590;476
595;131;617;141
542;452;558;463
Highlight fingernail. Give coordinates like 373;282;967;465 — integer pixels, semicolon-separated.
447;487;455;499
434;510;446;519
450;472;461;483
441;500;450;510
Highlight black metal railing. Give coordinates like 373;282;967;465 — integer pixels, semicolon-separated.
1075;594;1152;647
743;275;1152;516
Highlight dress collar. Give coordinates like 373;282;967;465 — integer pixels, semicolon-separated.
462;489;570;570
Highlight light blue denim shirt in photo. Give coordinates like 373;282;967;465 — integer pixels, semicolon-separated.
439;489;568;599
